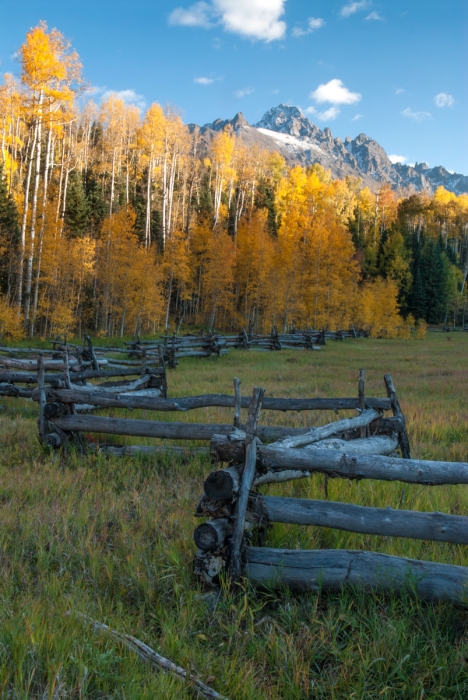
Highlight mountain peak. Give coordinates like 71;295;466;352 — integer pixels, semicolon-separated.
255;104;321;139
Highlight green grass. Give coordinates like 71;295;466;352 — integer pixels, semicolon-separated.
0;333;467;698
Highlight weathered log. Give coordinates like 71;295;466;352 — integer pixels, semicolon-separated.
49;415;336;442
253;469;310;486
229;387;265;582
204;466;241;500
245;547;468;603
0;357;78;371
194;518;233;551
233;377;241;428
96;445;209;458
0;383;34;398
304;434;399;455
209;437;468;486
385;374;412;459
73;611;229;700
258;495;468;544
34;390;390;412
37;354;48;441
271;408;381;449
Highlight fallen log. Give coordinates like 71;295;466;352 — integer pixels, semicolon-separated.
258;495;468;544
245;547;468;604
209;437;468;485
72;611;228;700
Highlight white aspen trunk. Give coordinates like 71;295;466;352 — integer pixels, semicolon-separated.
24;91;44;329
109;147;116;215
161;150;168;250
145;157;152;248
31;123;53;335
17;126;37;311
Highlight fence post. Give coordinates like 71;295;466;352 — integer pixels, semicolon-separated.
228;386;264;583
384;374;411;459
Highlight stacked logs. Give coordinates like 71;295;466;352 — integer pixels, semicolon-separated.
193;377;468;604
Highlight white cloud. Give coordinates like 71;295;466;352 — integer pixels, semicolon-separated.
305;105;340;120
352;114;362;121
169;0;287;42
168;1;214;28
310;78;361;105
317;106;340;121
395;88;404;95
388;154;407;164
233;86;255;98
292;16;325;37
365;11;385;20
101;89;147;110
194;77;214;84
340;1;369;18
401;107;432;122
434;92;454;107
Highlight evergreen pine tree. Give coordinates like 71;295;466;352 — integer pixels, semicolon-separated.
421;239;447;323
84;172;107;236
64;171;90;237
0;165;20;296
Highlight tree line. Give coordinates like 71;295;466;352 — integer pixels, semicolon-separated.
1;22;467;340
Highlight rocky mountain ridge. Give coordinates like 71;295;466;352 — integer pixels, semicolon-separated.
189;104;468;195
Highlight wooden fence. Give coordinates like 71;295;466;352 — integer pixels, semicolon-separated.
0;337;167;405
193;382;468;605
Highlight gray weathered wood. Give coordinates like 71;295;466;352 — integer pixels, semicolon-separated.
259;495;468;544
37;354;48;440
194;518;233;551
49;415;333;443
0;383;34;398
271;408;381;449
73;611;229;700
384;374;412;459
304;434;399;455
229;387;265;581
97;445;209;458
210;436;468;485
245;547;468;603
204;466;241;500
233;377;241;428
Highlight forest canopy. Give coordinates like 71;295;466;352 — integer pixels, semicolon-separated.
1;23;467;340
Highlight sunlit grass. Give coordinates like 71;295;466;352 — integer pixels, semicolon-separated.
0;333;467;697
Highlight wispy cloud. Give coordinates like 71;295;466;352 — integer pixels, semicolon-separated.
388;154;407;164
340;1;369;18
305;105;340;121
169;1;214;27
311;78;361;105
365;11;385;21
352;114;362;121
194;77;214;85
169;0;287;42
395;88;404;95
401;107;432;122
101;89;147;110
292;17;325;37
233;86;255;98
434;92;454;107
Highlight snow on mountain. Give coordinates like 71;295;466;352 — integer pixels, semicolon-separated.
189;104;468;195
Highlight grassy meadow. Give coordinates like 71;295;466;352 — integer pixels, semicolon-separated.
0;333;467;698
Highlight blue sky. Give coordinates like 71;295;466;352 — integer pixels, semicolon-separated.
1;0;467;173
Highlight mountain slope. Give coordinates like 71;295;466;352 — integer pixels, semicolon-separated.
189;104;468;195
